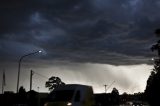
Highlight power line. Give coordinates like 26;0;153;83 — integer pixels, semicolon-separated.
106;81;115;91
32;71;49;79
29;70;49;91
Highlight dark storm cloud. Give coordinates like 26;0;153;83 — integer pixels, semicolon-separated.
0;0;159;65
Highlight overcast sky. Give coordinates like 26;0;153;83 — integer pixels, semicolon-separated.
0;0;159;94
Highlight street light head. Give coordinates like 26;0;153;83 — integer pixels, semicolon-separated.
38;50;42;53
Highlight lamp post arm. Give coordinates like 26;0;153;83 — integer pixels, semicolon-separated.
16;50;41;93
21;51;40;59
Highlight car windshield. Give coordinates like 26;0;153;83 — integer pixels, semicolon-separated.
51;90;74;102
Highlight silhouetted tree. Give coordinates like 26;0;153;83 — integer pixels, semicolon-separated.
45;76;65;91
145;68;160;105
145;29;160;106
111;87;119;95
17;86;27;104
111;87;120;105
19;86;26;94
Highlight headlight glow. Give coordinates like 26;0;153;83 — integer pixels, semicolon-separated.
67;102;72;106
44;103;48;106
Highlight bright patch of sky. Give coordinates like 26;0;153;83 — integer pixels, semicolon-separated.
1;62;152;94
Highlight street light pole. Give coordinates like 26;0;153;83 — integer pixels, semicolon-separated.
16;50;42;93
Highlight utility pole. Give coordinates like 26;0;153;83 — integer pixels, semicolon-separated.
37;87;40;92
30;70;34;91
104;84;107;93
2;69;6;94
